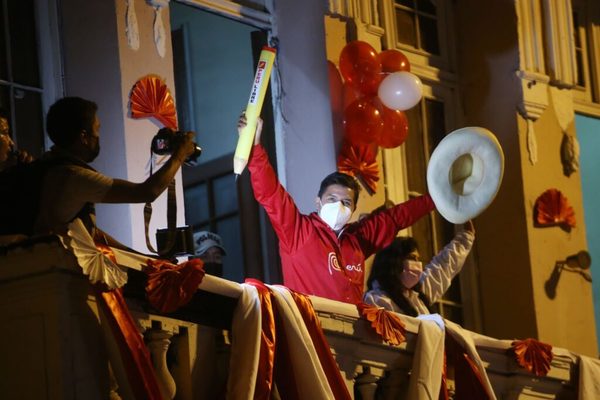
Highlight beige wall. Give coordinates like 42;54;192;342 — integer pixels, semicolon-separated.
523;88;596;355
455;0;596;356
60;0;183;250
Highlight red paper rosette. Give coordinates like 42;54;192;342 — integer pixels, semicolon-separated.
357;302;406;346
130;75;178;130
337;142;379;194
534;189;576;230
145;258;205;314
511;338;553;377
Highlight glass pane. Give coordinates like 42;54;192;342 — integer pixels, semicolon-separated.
572;11;581;47
419;15;440;54
404;104;426;194
417;0;437;16
170;2;256;164
13;89;44;157
576;50;586;87
214;173;238;216
443;275;462;302
395;0;414;7
0;3;7;80
425;98;446;154
8;0;40;87
395;9;417;47
441;304;463;325
0;85;10;122
184;183;209;226
410;211;434;263
217;216;245;283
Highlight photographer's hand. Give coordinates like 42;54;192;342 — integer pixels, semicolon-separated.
104;130;198;204
174;131;197;162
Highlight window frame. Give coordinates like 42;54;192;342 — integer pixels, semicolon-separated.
0;0;62;153
380;0;483;330
571;0;600;116
379;0;457;78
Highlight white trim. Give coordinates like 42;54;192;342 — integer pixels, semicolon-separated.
516;0;546;74
36;0;64;150
542;0;578;88
175;0;271;29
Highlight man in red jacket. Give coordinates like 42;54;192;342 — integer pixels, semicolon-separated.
240;115;435;304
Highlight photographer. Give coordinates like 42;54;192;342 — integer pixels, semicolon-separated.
4;96;197;237
0;107;33;172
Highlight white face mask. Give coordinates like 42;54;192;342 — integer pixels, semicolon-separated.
400;259;423;289
319;201;352;231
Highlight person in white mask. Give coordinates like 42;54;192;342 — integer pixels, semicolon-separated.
239;114;436;304
364;220;475;315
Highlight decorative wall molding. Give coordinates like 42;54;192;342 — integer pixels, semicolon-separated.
542;0;578;88
515;0;553;166
178;0;271;29
326;0;384;37
516;70;551;121
517;0;547;74
515;70;550;166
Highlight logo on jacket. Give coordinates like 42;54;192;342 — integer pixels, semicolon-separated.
328;252;363;275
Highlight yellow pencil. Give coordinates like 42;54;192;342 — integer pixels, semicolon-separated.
233;46;276;176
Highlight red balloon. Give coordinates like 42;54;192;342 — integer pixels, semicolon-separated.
343;96;384;145
376;100;409;148
339;41;382;95
378;49;411;73
342;82;361;110
327;60;344;116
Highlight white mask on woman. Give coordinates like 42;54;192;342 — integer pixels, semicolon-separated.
319;201;352;231
400;259;423;289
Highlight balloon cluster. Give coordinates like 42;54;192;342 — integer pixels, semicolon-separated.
330;41;423;149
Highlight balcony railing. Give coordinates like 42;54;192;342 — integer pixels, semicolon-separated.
0;235;593;399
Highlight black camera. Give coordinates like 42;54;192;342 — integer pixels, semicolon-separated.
151;128;202;164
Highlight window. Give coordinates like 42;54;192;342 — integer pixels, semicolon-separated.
381;0;481;328
171;2;280;284
572;0;600;112
393;0;440;55
404;97;465;325
0;0;45;157
381;0;454;71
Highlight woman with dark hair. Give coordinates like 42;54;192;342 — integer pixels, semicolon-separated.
364;220;475;316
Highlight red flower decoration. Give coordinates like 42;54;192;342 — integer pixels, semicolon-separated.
357;302;406;346
337;142;379;194
534;189;576;231
511;338;553;377
145;258;205;314
130;75;178;130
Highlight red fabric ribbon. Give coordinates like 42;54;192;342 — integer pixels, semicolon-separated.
357;302;407;346
93;243;162;400
337;141;379;194
511;338;554;377
145;258;205;314
244;279;277;400
445;332;489;400
130;75;178;130
289;290;352;400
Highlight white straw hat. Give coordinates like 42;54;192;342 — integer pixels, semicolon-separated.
427;127;504;224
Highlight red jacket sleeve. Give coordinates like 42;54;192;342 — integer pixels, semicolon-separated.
352;194;436;257
247;144;305;251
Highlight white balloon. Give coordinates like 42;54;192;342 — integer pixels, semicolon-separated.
377;71;423;111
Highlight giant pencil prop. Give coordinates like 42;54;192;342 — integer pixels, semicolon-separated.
233;46;276;176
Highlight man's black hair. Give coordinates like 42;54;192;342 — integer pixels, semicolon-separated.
317;171;361;205
0;107;9;120
46;97;98;147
